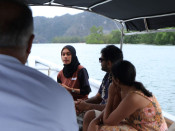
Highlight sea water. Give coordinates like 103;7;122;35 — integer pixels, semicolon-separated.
31;43;175;116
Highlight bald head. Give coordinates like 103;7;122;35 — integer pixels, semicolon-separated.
0;0;33;48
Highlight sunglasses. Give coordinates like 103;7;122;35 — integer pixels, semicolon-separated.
99;58;105;63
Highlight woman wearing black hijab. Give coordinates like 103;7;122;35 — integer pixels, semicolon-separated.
57;45;91;101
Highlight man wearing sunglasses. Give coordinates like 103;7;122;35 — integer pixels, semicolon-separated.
75;45;123;130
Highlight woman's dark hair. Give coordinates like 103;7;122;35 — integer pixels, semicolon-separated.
112;60;152;97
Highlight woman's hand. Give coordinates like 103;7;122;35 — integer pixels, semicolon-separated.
61;83;71;91
75;99;90;112
87;112;103;131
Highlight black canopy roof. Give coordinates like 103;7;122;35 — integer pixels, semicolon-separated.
27;0;175;31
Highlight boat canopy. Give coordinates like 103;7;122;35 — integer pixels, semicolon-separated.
28;0;175;31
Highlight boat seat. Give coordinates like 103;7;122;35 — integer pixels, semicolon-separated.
164;115;174;128
168;122;175;131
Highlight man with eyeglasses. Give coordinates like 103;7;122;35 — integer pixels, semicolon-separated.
75;45;123;131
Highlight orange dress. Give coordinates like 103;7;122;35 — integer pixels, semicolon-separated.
99;91;168;131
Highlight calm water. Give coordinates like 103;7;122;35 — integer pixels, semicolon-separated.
31;43;175;116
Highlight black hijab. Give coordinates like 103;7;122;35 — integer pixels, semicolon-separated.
61;45;80;78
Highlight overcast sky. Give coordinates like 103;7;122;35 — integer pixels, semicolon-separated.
30;6;83;18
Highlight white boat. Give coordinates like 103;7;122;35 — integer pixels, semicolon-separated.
27;0;175;128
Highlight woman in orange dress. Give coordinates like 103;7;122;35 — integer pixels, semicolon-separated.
87;60;168;131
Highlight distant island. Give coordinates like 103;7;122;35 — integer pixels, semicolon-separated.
33;12;120;43
33;12;175;45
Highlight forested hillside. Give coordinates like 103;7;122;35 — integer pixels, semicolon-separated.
33;12;121;43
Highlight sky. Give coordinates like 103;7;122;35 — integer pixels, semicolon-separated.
30;6;83;18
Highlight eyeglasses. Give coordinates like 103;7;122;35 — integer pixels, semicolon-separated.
99;58;105;63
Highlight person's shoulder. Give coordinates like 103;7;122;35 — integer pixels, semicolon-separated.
25;65;52;78
21;65;73;100
78;65;89;76
126;92;141;100
24;65;63;88
78;65;84;70
58;69;63;76
77;65;87;73
125;91;151;108
59;69;63;72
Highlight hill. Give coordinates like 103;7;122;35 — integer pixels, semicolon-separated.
33;12;121;43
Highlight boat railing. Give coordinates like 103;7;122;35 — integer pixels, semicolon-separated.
34;67;59;76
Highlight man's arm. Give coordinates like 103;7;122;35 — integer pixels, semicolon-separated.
85;93;102;104
75;93;105;112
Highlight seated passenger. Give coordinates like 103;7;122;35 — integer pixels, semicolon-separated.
0;1;78;130
57;45;91;101
76;45;123;130
87;60;168;131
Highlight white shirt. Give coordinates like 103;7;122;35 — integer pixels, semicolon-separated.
0;54;78;131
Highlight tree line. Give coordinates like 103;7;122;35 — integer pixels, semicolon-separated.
52;26;175;45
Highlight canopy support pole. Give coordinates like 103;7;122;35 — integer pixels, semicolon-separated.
144;18;149;32
120;22;125;50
